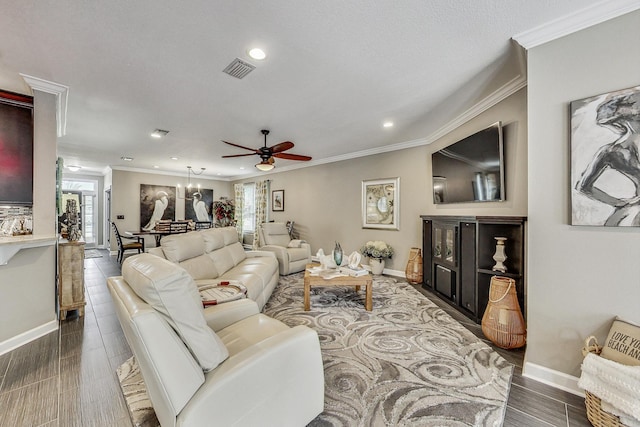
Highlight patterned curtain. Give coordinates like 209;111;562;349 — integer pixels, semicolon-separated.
253;180;268;249
233;183;244;240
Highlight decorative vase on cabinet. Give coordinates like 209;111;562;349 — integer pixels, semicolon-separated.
492;237;508;273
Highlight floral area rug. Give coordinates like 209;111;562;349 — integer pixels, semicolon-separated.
117;273;512;427
263;273;513;426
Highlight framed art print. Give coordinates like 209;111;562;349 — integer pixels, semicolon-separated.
362;177;399;230
272;190;284;211
571;85;640;226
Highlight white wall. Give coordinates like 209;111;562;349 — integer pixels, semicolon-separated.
110;169;232;251
234;88;527;273
526;10;640;386
0;90;57;349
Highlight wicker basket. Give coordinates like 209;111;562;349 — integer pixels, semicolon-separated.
405;247;423;284
481;276;526;349
581;336;626;427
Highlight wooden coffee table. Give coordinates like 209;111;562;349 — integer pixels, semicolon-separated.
304;264;373;311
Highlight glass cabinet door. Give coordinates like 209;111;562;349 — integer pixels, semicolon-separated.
433;221;456;266
445;228;454;263
434;228;442;259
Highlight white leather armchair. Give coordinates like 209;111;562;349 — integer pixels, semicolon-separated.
108;254;324;427
258;222;311;275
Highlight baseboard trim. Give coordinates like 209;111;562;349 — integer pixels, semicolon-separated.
0;320;58;356
523;361;583;397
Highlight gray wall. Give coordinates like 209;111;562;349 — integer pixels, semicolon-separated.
0;91;57;346
110;169;232;251
526;10;640;381
235;88;527;273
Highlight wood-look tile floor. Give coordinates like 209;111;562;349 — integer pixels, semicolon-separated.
0;251;592;426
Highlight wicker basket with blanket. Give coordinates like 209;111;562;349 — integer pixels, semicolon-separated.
579;336;640;427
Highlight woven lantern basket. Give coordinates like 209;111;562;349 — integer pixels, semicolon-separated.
581;337;626;427
405;247;423;284
481;276;526;349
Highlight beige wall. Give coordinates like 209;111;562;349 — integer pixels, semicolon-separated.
526;10;640;383
110;169;232;251
0;90;57;346
235;88;527;273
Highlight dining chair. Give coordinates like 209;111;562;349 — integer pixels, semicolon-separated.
111;222;145;263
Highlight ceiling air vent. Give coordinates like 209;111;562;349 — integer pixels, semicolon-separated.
222;58;256;79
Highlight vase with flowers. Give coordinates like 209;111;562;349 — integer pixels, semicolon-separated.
360;240;394;275
212;197;235;227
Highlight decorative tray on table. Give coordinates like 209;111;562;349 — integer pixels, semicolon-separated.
198;280;247;306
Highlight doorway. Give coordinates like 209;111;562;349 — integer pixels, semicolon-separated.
61;178;99;248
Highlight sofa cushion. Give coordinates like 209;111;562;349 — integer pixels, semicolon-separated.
220;226;240;245
122;254;228;372
162;232;206;263
179;254;219;280
261;223;291;247
201;228;225;252
228;241;247;265
209;247;235;276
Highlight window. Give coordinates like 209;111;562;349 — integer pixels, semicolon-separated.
242;182;256;232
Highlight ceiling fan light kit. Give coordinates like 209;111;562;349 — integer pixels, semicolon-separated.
255;160;275;171
221;129;312;172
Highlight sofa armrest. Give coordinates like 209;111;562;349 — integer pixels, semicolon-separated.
203;299;260;332
300;242;312;256
178;325;324;426
254;245;288;262
244;250;277;259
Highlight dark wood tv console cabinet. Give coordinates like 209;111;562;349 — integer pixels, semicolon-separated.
420;215;526;323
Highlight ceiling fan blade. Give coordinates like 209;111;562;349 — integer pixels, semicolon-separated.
269;141;294;154
273;152;312;161
221;153;258;158
221;140;259;153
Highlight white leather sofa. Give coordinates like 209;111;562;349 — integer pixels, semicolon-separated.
258;222;311;275
108;254;325;427
148;227;279;310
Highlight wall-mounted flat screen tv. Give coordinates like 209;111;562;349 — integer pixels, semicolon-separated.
0;91;34;206
431;122;504;204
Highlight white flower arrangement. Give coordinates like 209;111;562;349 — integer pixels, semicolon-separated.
360;240;394;259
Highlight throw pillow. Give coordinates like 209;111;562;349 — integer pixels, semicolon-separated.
600;317;640;366
122;254;229;372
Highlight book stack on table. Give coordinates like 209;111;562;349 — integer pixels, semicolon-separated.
339;265;369;277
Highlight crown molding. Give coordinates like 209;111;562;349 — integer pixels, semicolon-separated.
230;74;528;180
20;74;69;137
513;0;640;49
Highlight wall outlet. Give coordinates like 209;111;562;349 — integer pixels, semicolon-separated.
117;215;124;220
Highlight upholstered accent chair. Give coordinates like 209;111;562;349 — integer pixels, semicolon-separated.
258;222;311;275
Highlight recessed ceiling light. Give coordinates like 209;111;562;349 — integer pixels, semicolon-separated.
248;48;266;60
66;165;81;172
170;157;178;160
121;156;134;161
151;129;169;138
239;167;245;170
153;165;159;169
383;121;394;128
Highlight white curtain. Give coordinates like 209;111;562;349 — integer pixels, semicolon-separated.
233;183;244;241
253;180;269;249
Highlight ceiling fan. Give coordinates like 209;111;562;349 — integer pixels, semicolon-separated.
222;129;312;171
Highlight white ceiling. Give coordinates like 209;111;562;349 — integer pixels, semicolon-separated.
0;0;632;179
